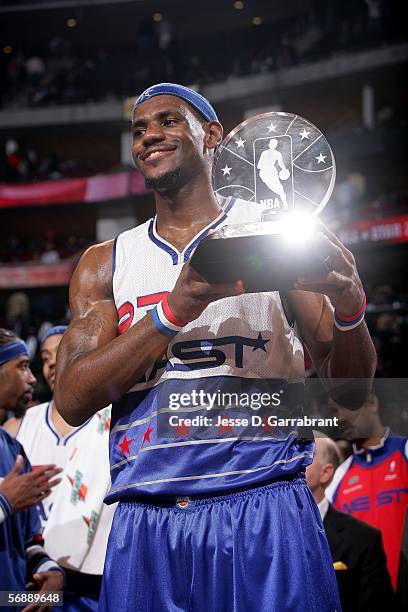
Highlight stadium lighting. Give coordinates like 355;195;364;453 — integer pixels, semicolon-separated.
252;16;262;25
3;45;13;54
234;1;244;9
67;17;77;27
153;12;163;22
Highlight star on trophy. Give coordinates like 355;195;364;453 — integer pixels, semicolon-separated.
190;112;336;292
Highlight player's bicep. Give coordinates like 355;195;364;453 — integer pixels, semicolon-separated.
287;290;334;374
58;242;118;366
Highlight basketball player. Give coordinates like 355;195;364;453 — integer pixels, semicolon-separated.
0;329;64;597
17;326;115;609
55;83;376;611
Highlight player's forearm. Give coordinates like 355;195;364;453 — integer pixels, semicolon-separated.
326;322;377;407
55;315;171;425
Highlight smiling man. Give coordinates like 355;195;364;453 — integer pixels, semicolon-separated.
55;83;376;611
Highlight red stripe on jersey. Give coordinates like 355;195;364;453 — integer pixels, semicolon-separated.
137;292;168;308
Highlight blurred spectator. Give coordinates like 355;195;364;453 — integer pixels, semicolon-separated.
4;140;27;182
307;436;394;611
40;150;62;180
25;55;45;88
40;242;60;264
6;292;30;339
327;391;408;590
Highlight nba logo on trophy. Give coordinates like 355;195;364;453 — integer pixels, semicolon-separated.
254;136;294;212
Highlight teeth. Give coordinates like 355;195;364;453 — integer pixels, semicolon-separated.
146;150;169;160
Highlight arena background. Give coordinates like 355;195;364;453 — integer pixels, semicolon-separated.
0;0;407;431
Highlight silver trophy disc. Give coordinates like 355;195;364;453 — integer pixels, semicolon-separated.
190;112;336;291
213;112;336;217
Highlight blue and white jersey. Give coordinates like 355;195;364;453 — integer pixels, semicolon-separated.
106;197;312;502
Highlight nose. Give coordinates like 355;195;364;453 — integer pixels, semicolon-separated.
28;368;37;387
141;121;166;147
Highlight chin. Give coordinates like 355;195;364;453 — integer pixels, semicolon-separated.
144;167;181;191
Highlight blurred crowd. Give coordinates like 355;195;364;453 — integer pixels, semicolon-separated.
0;233;91;264
330;173;408;223
1;1;405;110
0;138;81;183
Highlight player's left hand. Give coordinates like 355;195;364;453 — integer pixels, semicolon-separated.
293;222;364;316
22;571;64;612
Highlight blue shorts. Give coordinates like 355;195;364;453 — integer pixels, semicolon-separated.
99;476;341;612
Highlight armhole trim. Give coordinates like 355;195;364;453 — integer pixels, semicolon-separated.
112;236;118;282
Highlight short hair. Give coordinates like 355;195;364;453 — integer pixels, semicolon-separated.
0;328;18;348
320;438;341;473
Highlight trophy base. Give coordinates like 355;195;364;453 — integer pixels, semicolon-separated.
190;232;330;293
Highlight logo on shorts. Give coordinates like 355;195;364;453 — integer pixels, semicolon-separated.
176;496;191;509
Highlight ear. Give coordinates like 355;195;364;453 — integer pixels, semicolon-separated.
203;121;223;150
320;463;334;486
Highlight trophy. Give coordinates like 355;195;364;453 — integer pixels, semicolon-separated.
190;112;336;292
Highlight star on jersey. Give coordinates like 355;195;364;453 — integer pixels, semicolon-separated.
142;426;153;445
252;333;269;352
316;153;327;164
299;128;310;140
267;122;278;133
235;137;246;148
221;165;232;176
119;434;133;457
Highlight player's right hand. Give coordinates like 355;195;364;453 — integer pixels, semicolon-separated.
168;262;245;323
0;455;63;513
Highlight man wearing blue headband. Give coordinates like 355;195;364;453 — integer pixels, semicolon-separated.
0;328;64;597
0;329;36;418
16;325;115;611
55;83;375;611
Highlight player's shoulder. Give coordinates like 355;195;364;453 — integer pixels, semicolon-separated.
72;240;115;285
70;240;116;299
78;240;114;268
